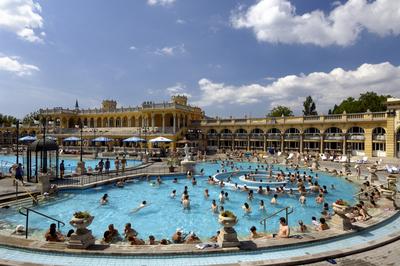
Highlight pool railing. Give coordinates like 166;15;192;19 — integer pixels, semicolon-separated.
260;206;294;231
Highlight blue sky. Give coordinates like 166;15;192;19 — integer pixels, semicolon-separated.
1;0;400;118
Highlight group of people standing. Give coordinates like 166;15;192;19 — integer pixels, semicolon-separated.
96;156;127;175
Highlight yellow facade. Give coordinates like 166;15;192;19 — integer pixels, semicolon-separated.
1;97;400;158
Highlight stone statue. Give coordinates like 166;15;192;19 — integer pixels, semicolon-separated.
183;144;190;161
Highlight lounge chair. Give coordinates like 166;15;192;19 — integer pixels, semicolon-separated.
356;156;368;164
386;165;399;174
320;154;328;161
339;156;348;163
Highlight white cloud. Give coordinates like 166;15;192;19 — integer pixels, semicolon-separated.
0;56;39;76
193;62;400;113
154;44;186;56
129;46;137;50
176;19;186;24
165;83;191;97
147;0;176;6
231;0;400;47
0;0;44;43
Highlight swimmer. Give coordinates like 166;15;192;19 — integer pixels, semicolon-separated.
100;194;109;205
192;177;197;186
315;194;324;204
132;201;150;213
156;176;163;185
211;200;218;213
242;202;252;214
224;192;229;201
170;190;176;198
204;189;209;198
259;200;266;211
271;194;278;205
219;191;225;203
299;195;306;205
182;195;190;209
173;178;178;183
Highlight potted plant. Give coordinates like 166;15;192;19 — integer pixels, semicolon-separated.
332;199;349;214
70;211;94;231
167;157;178;173
218;210;238;227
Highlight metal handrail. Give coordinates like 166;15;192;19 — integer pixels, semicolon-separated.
260;206;294;231
18;207;65;239
353;186;377;199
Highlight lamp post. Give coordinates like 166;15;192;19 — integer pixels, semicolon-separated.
75;122;86;174
75;122;83;162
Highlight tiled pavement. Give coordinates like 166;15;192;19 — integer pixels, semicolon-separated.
307;239;400;266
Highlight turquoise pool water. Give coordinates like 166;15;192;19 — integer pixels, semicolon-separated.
0;161;357;241
0;155;141;174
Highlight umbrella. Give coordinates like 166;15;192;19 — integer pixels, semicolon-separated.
63;136;81;141
19;136;37;141
149;136;172;143
92;137;112;142
123;136;146;142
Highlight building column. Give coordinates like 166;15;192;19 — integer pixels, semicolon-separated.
162;114;165;133
385;116;396;158
151;114;155;129
280;134;284;152
232;136;235;151
342;138;346;155
142;116;145;128
263;135;267;152
299;134;303;153
173;114;176;133
364;128;373;157
320;135;324;154
247;136;250;151
177;114;181;130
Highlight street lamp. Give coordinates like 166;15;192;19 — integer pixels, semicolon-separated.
12;119;22;164
75;122;83;162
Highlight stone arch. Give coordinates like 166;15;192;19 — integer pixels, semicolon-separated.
122;117;128;127
267;128;281;134
324;127;342;134
250;128;264;134
103;117;108;127
97;118;102;127
90;118;95;128
116;117;121;127
220;128;232;134
304;127;320;134
109;117;114;127
284;128;300;134
130;116;136;127
68;118;75;128
234;128;247;134
347;126;365;134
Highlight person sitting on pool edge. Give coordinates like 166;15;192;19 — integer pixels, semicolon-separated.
172;229;186;243
269;217;290;238
103;224;121;243
249;226;265;239
185;232;201;244
124;223;138;239
318;217;330;231
45;223;65;242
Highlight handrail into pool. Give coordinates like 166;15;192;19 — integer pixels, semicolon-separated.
353;186;376;199
18;207;65;239
260;206;294;231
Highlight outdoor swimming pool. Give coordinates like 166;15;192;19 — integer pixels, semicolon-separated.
0;161;358;241
0;155;141;175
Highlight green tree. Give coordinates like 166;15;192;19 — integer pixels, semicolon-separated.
332;92;391;114
303;96;318;115
22;111;40;126
268;106;293;117
0;114;17;127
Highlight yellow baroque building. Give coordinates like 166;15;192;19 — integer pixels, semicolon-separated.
193;98;400;158
35;96;203;148
1;96;400;158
